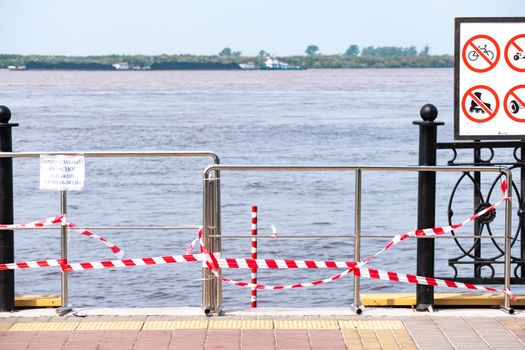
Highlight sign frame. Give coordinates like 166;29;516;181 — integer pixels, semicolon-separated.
454;17;525;140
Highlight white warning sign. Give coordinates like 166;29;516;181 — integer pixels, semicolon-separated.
40;155;85;191
455;18;525;140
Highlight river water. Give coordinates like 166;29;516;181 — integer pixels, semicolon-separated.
0;69;516;308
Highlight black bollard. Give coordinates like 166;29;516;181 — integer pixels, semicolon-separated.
413;104;443;311
0;106;18;312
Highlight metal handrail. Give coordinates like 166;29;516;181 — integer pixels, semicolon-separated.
3;226;200;231
201;164;512;314
4;150;220;316
0;151;220;163
211;235;512;239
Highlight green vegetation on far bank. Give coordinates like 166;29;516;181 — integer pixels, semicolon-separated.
0;45;453;70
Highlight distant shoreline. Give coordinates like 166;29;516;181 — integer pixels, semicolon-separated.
0;54;453;70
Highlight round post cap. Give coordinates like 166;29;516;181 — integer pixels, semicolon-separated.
0;106;11;123
420;104;438;122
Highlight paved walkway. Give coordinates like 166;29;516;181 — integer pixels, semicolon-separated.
0;309;524;349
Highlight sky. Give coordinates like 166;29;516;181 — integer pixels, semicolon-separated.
1;0;523;56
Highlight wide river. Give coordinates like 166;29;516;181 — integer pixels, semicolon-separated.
0;68;515;308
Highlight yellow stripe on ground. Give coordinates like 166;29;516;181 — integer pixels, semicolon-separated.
339;320;405;330
209;320;273;329
9;322;79;331
362;293;525;307
274;320;339;329
143;320;208;330
76;321;143;331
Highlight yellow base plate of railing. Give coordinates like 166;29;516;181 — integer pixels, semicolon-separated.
15;295;61;308
362;293;525;307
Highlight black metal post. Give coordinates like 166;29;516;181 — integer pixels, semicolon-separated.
521;146;525;278
0;106;17;312
473;144;482;278
413;104;443;311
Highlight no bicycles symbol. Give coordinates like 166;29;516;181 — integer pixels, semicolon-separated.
504;34;525;72
504;85;525;122
461;85;500;123
462;34;500;73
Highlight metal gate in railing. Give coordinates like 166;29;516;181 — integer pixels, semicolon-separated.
0;151;220;315
201;165;513;315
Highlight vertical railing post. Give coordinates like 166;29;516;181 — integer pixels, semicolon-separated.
56;190;72;315
214;169;222;313
413;104;443;311
251;206;258;308
520;146;525;279
202;171;221;315
0;106;17;312
352;169;363;314
202;173;212;314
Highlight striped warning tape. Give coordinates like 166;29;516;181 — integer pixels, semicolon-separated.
0;214;124;258
200;179;515;299
0;179;514;300
0;259;65;270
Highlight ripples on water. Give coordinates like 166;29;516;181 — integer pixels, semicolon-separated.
1;69;518;308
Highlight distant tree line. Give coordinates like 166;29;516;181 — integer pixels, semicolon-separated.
0;44;452;70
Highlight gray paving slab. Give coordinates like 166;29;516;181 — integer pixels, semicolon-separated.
467;317;525;349
402;318;455;350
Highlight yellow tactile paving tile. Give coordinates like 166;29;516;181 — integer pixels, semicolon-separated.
75;321;143;331
339;320;405;330
274;320;339;329
143;320;208;330
209;319;273;329
9;322;79;331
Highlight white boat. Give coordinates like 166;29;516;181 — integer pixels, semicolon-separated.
239;62;256;70
112;62;129;70
7;65;27;71
261;57;305;70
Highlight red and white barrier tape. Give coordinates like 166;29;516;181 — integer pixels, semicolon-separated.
359;179;510;267
0;214;124;258
196;179;515;299
1;178;515;301
59;256;356;272
68;223;124;259
0;258;66;270
62;254;202;272
355;267;515;300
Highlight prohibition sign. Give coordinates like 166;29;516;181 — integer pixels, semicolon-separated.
504;85;525;122
461;85;499;123
505;34;525;72
462;34;500;73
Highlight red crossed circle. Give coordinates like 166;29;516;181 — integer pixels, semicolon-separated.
462;34;500;73
505;34;525;72
504;85;525;122
461;85;499;123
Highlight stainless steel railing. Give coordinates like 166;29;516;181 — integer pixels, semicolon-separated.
0;151;220;315
202;165;513;314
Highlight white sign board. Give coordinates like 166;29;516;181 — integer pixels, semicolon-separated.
40;155;85;191
455;18;525;140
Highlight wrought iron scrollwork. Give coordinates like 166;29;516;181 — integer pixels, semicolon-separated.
437;140;525;284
